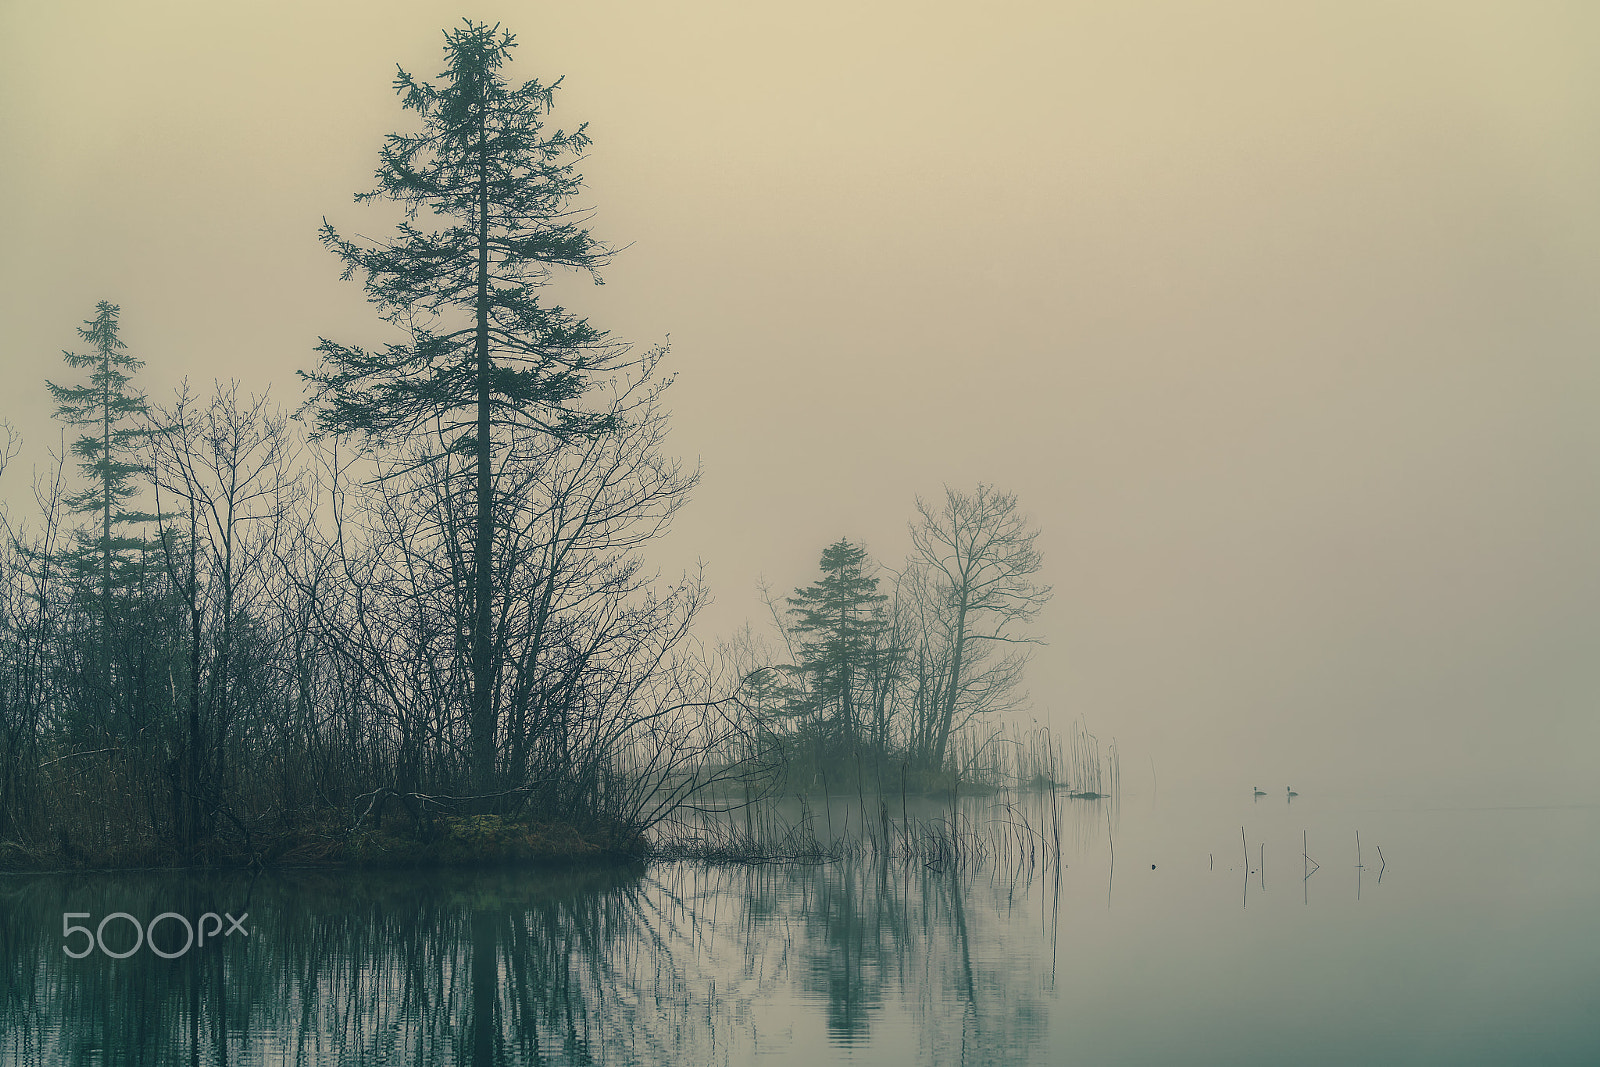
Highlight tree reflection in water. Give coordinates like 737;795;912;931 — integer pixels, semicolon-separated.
1;858;1053;1064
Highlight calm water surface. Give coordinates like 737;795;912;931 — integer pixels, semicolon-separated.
2;789;1595;1065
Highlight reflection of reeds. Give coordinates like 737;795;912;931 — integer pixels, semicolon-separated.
654;808;997;869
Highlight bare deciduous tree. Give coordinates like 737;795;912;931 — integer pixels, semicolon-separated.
907;484;1052;770
296;353;744;835
150;381;300;855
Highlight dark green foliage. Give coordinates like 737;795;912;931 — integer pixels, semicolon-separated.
784;540;895;753
44;302;157;598
299;20;619;454
32;303;177;764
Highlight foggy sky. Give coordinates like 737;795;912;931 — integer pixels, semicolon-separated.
3;1;1598;798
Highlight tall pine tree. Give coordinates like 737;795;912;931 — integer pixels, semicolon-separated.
46;301;155;632
300;22;627;793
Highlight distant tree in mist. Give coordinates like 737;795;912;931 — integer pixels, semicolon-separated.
784;539;891;754
908;484;1051;770
734;486;1050;779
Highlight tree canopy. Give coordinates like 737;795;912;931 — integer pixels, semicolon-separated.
299;20;623;458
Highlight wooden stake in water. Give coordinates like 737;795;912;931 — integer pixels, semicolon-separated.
952;776;960;866
1107;805;1115;908
1356;829;1364;901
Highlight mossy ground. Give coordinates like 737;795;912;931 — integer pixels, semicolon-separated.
0;811;648;872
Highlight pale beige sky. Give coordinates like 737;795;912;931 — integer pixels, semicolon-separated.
4;1;1598;795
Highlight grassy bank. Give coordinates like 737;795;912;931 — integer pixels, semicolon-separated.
0;720;1122;872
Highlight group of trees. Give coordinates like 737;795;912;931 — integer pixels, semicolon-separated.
0;22;730;865
731;485;1052;781
0;22;1054;867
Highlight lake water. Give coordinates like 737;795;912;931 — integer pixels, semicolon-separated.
2;788;1596;1065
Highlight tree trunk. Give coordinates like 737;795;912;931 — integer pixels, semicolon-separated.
187;498;201;859
470;907;499;1063
101;347;113;727
932;596;969;771
470;77;496;799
